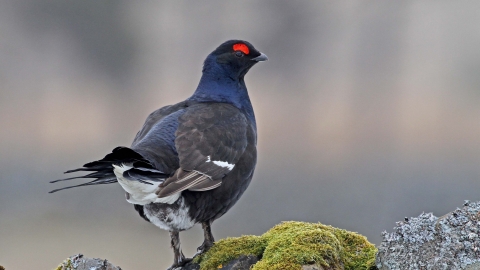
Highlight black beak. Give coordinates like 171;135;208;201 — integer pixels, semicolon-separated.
251;52;268;62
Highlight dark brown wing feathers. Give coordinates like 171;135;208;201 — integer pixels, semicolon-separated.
156;103;248;198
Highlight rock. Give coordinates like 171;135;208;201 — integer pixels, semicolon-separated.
184;255;327;270
181;262;200;270
376;200;480;270
219;255;259;270
302;264;329;270
193;221;377;270
55;254;122;270
183;254;259;270
55;221;377;270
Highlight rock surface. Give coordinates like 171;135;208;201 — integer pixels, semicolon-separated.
183;255;340;270
218;255;259;270
192;221;376;270
55;221;376;270
376;200;480;270
181;254;260;270
55;254;122;270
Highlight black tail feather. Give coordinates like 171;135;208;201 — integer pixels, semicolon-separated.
50;171;113;183
50;146;157;193
50;176;88;183
64;165;110;173
49;177;118;193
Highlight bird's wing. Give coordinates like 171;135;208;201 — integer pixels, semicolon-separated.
156;103;249;198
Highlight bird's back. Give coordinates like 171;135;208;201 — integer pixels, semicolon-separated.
131;101;190;174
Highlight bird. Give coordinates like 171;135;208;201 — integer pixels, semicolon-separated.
50;40;267;269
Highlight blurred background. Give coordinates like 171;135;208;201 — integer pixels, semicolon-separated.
1;1;480;269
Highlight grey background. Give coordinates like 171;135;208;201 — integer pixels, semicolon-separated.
1;1;480;269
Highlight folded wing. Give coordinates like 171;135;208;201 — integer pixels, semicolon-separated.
156;103;248;198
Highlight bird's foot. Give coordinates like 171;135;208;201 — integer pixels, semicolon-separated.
166;257;192;270
193;240;214;258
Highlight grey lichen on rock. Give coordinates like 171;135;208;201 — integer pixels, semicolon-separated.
55;254;121;270
377;200;480;270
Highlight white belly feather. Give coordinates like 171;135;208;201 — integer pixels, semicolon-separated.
143;197;195;231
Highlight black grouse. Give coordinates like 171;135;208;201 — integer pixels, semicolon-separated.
50;40;267;269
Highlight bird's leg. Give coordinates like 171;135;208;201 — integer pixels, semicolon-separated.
168;231;191;270
195;221;215;257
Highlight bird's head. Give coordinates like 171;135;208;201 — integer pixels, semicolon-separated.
203;40;268;80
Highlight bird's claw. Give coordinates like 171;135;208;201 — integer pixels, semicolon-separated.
193;240;214;258
166;257;192;270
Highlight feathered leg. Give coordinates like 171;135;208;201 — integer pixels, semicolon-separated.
195;221;215;256
168;231;191;270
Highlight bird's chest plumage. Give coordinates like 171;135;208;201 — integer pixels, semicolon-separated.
143;197;195;231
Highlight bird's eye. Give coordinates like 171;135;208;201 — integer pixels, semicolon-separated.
235;51;244;58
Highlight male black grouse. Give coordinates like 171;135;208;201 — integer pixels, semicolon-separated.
50;40;267;269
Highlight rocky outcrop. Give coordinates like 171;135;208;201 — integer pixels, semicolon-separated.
377;200;480;270
52;201;480;270
191;221;377;270
55;221;376;270
184;254;346;270
55;254;122;270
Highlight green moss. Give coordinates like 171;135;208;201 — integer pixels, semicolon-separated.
193;235;267;269
54;257;74;270
195;221;377;270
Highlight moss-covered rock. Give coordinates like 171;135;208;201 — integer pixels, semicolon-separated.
194;221;377;270
55;257;74;270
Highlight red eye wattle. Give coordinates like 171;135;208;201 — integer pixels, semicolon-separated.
233;43;249;55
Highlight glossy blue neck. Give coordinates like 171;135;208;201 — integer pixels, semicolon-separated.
189;55;256;127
